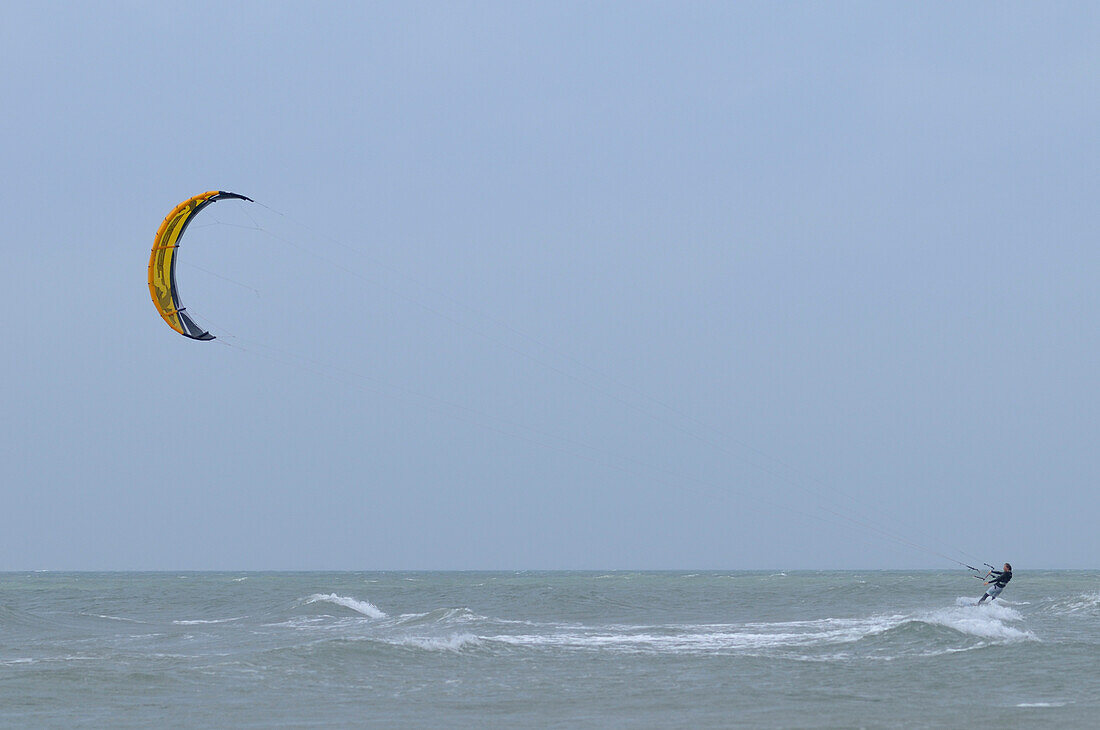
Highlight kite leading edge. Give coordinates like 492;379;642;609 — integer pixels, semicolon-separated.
147;190;253;340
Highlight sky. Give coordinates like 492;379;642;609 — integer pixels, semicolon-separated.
1;2;1097;570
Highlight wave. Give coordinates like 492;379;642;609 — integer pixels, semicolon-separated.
305;594;386;619
920;601;1034;642
393;607;483;626
477;599;1034;658
1045;592;1100;615
243;593;1037;662
86;613;146;624
485;616;885;655
0;657;37;666
392;633;483;652
489;626;869;654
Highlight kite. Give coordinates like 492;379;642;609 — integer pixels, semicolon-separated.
147;190;252;340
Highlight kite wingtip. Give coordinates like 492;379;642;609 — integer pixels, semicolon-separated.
217;191;254;203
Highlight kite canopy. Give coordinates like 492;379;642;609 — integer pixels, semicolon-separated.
147;190;253;340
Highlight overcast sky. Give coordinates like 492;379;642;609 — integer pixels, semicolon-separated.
2;2;1097;570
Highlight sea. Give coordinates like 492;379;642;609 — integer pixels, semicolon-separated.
1;571;1097;728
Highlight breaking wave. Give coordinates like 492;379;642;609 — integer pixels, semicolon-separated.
1045;592;1100;615
305;593;387;619
392;633;483;652
260;597;1036;659
484;607;1033;657
152;588;1041;662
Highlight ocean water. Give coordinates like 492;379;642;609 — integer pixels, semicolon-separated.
1;571;1097;728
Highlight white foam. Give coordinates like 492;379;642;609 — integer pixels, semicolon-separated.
394;633;483;652
172;617;244;625
920;601;1034;642
88;613;144;623
1051;593;1100;614
306;593;386;618
1017;702;1067;708
262;616;329;629
488;617;893;654
395;607;483;625
483;599;1036;657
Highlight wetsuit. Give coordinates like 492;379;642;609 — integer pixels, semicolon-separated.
978;569;1012;603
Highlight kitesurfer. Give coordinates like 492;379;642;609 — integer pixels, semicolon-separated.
977;563;1012;604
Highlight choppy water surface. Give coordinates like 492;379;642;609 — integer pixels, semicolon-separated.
1;571;1097;728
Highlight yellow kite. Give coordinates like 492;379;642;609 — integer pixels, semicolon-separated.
147;191;252;340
